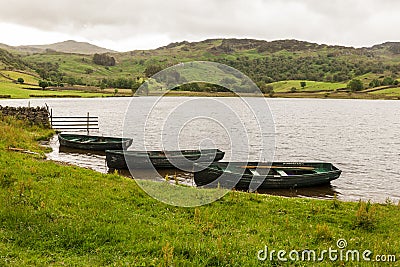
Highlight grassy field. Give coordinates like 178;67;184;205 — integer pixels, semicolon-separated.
1;70;39;85
370;87;400;97
0;72;113;98
22;53;145;85
270;80;346;93
0;117;400;266
0;83;111;98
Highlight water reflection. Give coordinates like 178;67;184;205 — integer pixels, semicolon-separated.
47;135;108;173
110;168;338;200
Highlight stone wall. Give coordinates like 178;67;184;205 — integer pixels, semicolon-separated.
0;106;50;127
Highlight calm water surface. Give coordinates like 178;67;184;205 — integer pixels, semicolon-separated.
2;97;400;203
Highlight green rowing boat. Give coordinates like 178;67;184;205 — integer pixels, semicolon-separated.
194;162;342;189
58;133;133;151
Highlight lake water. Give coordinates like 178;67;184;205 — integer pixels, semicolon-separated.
2;97;400;203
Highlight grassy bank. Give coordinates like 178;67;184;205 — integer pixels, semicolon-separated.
1;117;400;266
0;83;113;99
0;71;113;98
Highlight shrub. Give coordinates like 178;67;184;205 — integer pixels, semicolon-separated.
347;79;363;92
354;200;376;230
315;224;333;241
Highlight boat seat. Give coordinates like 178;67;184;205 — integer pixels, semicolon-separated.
248;169;261;176
276;170;288;176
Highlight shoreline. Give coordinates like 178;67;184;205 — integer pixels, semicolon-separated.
1;117;400;265
1;90;400;100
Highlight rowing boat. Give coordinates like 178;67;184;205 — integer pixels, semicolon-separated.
194;162;341;189
106;149;225;169
58;133;133;151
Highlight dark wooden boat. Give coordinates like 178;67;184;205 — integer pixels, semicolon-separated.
58;133;133;151
106;149;225;169
194;162;341;189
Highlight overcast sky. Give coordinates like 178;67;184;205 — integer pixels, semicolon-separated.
1;0;400;51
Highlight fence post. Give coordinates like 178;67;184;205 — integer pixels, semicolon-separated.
87;112;90;134
50;109;53;127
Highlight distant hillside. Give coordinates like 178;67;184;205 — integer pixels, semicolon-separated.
0;48;30;70
371;41;400;54
0;43;15;51
7;40;115;55
121;38;400;84
1;38;400;98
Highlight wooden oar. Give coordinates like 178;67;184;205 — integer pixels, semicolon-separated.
7;147;39;155
240;165;315;170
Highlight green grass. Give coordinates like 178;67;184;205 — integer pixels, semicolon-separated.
270;80;347;93
0;79;41;98
0;117;400;265
23;53;145;85
0;78;112;98
370;87;400;97
0;70;39;84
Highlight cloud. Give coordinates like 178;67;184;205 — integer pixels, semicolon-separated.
1;0;400;50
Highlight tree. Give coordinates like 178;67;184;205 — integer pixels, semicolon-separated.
144;65;163;77
300;81;306;89
259;84;274;94
175;83;202;92
114;88;119;95
17;78;24;84
268;91;275;98
347;79;363;92
382;77;395;86
369;79;381;88
65;77;76;86
38;80;49;90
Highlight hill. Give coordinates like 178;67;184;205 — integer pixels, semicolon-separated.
2;40;115;55
0;43;15;51
1;38;400;98
0;48;31;70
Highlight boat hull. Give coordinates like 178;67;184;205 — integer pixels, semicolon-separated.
194;162;342;189
58;134;133;151
106;149;225;169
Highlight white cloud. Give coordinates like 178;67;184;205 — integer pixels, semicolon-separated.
0;0;400;51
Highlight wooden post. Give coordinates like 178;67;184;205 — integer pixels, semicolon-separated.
87;112;90;134
50;109;53;127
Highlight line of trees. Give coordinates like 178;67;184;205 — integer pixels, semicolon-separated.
216;55;400;84
98;78;143;90
369;77;399;88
